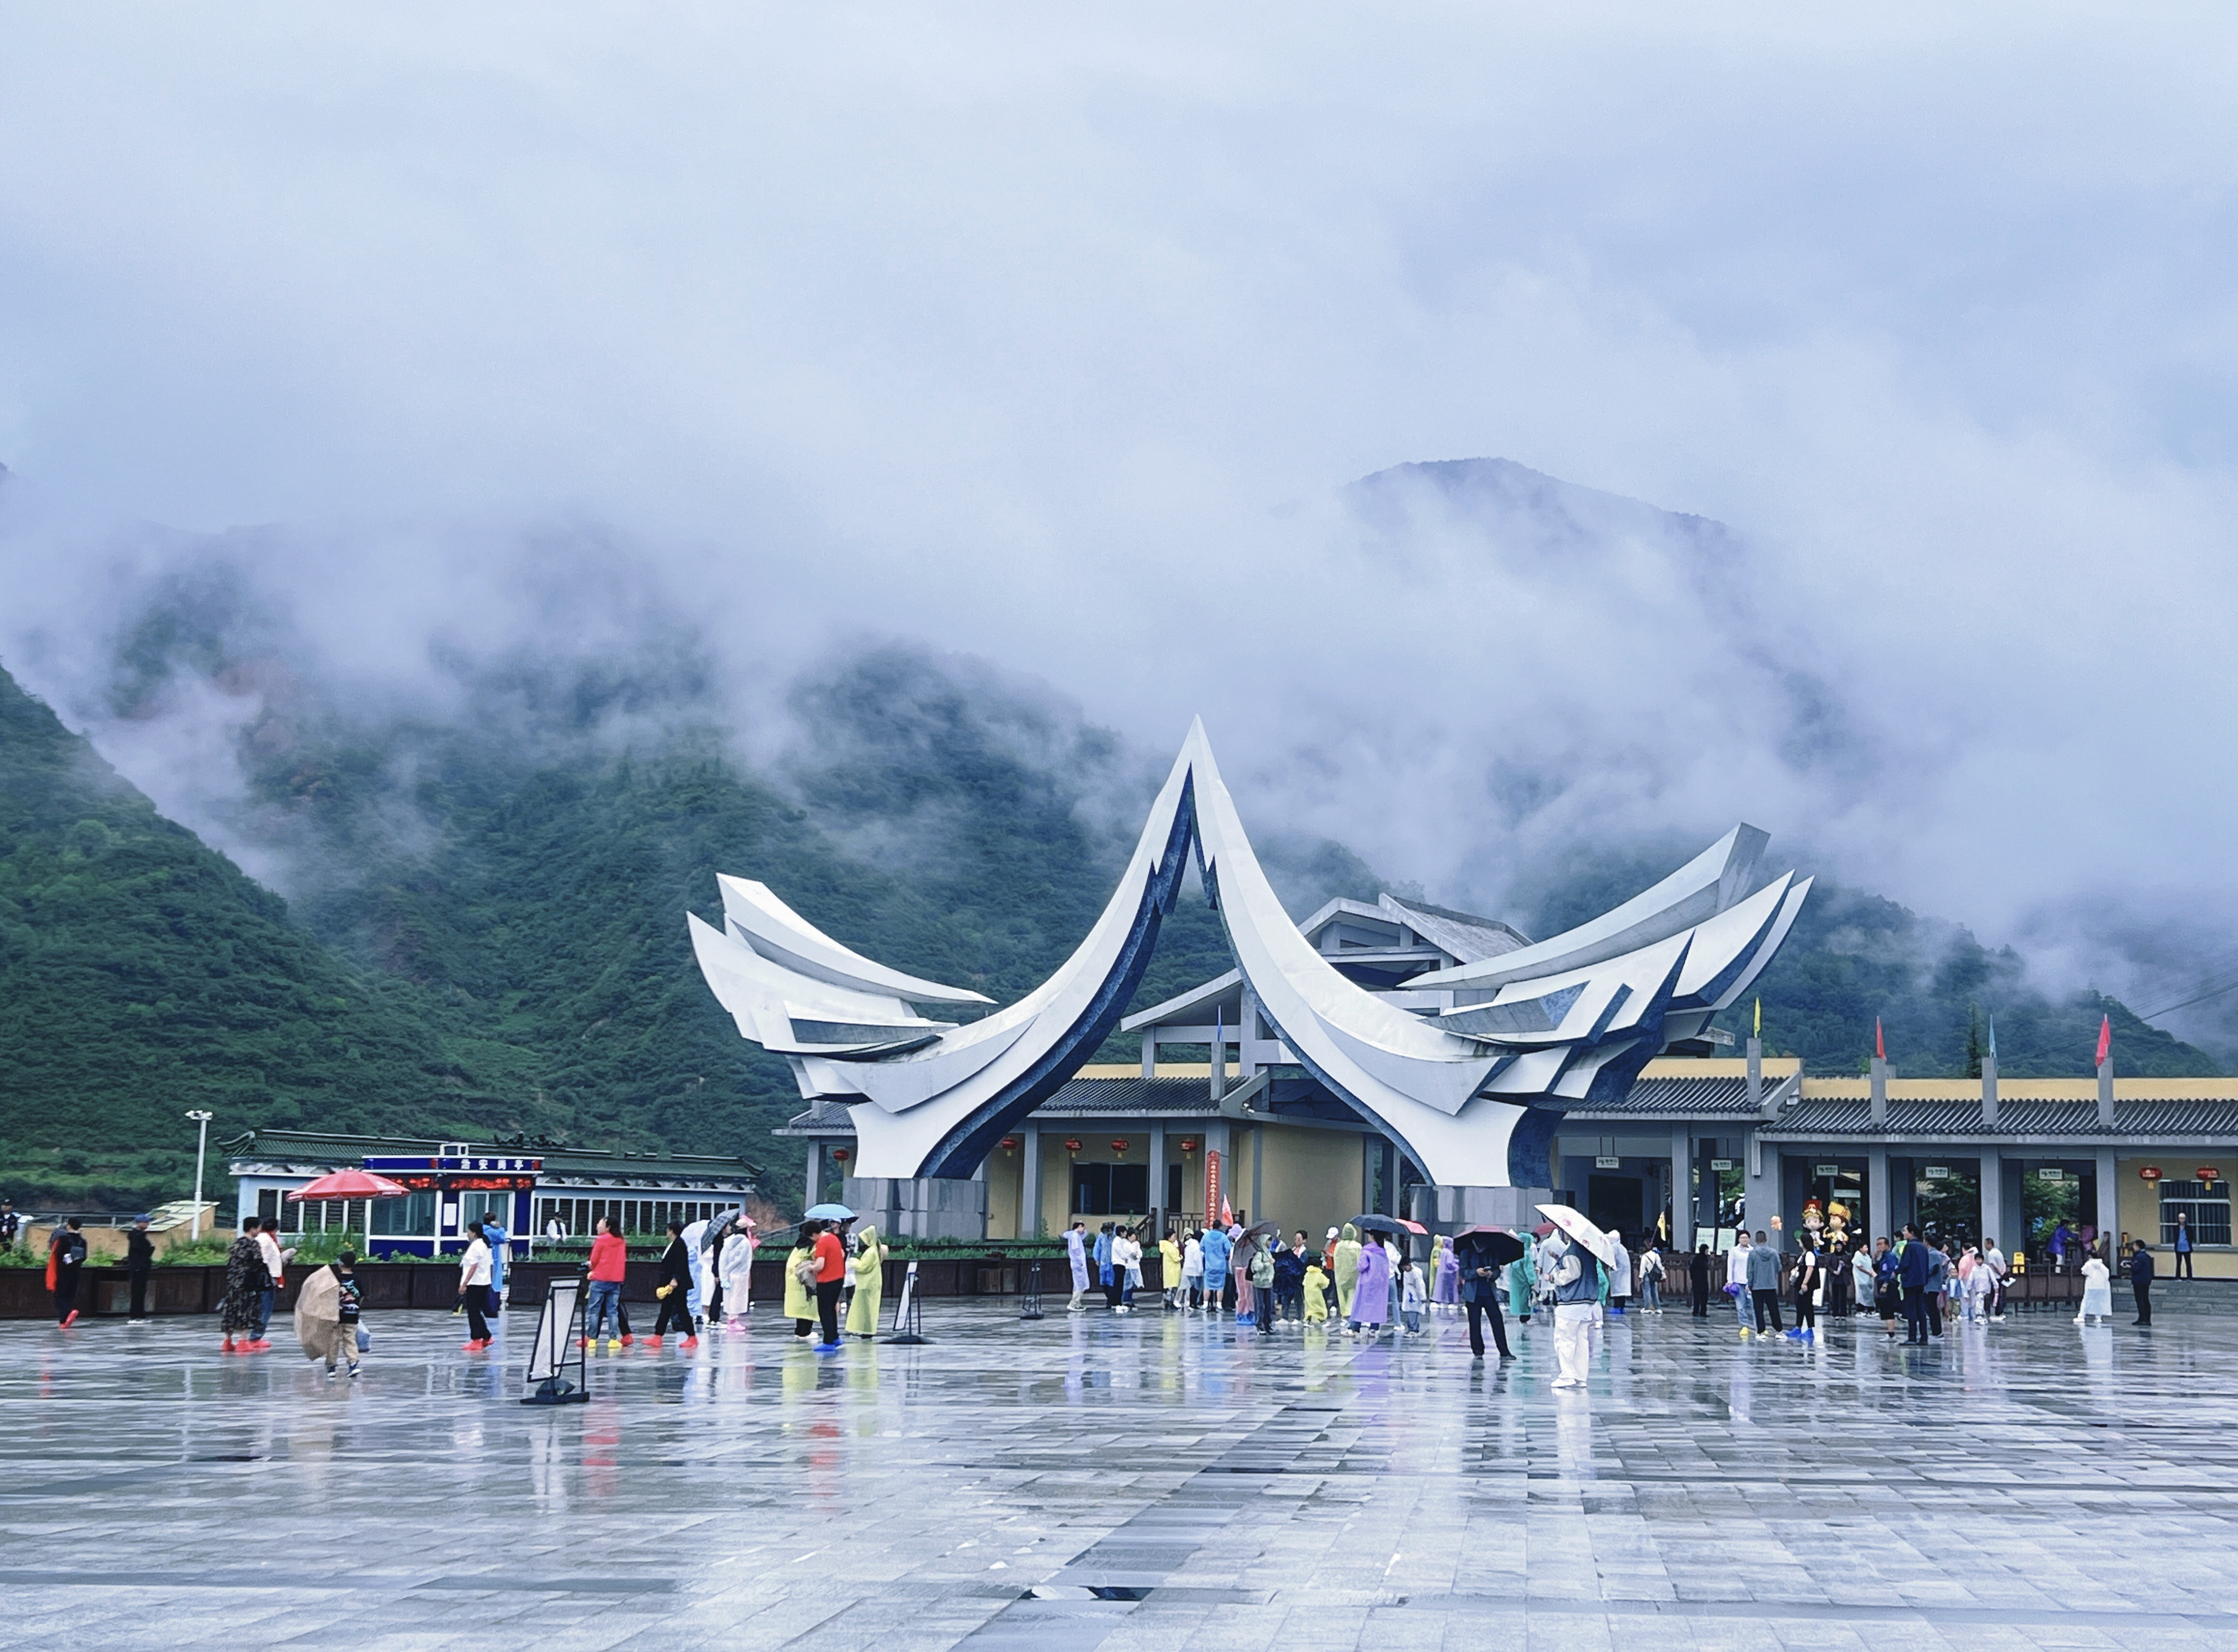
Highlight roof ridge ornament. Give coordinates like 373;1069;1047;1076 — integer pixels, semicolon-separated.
691;722;1810;1186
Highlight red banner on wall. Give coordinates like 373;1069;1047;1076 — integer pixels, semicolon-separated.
1205;1149;1221;1224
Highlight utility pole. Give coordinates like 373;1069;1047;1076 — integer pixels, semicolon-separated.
187;1111;214;1239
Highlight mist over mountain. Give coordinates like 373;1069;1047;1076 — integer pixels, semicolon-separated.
1;453;2219;1206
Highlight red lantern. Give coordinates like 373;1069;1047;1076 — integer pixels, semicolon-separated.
831;1148;850;1163
1111;1138;1130;1154
1064;1138;1082;1154
2140;1166;2165;1182
1000;1136;1021;1154
2199;1167;2222;1184
1179;1138;1198;1154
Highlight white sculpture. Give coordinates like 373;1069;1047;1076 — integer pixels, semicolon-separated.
691;722;1810;1186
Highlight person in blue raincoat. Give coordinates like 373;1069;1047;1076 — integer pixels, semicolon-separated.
1066;1221;1091;1313
1095;1224;1117;1309
1200;1222;1232;1315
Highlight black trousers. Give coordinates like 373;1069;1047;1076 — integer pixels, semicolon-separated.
1465;1298;1511;1357
653;1293;692;1337
1752;1288;1783;1333
1691;1281;1709;1317
461;1293;489;1341
54;1264;79;1323
2135;1280;2152;1324
815;1279;843;1343
1926;1293;1944;1336
2175;1251;2193;1278
1794;1291;1815;1331
128;1267;150;1318
1902;1287;1929;1343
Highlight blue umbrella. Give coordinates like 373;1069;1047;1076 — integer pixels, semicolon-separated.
802;1202;855;1222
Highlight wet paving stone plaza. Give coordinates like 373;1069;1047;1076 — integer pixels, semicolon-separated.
6;1294;2238;1651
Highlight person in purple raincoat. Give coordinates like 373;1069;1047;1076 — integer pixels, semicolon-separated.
1348;1230;1392;1338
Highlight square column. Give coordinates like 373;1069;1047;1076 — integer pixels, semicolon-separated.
2096;1147;2119;1259
1021;1129;1044;1238
1867;1147;1891;1245
1148;1121;1167;1235
805;1142;823;1211
1670;1126;1694;1252
1979;1151;2004;1254
1744;1129;1777;1245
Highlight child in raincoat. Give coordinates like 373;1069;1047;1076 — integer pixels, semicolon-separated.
1333;1224;1362;1321
845;1225;889;1336
784;1232;818;1339
1399;1258;1427;1333
1303;1261;1329;1322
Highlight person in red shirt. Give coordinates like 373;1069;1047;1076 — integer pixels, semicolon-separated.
812;1221;847;1348
583;1216;631;1350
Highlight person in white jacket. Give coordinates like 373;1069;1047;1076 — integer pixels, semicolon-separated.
1727;1233;1755;1336
1110;1229;1142;1313
718;1223;756;1330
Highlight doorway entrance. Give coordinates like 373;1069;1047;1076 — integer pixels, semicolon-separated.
1588;1174;1644;1241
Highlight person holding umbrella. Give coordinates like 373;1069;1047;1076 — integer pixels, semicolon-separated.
1538;1205;1615;1390
1455;1228;1523;1359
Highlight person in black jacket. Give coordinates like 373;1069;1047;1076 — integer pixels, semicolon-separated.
126;1215;156;1322
2130;1240;2155;1325
1688;1243;1712;1317
1458;1239;1513;1359
52;1218;88;1326
649;1221;696;1348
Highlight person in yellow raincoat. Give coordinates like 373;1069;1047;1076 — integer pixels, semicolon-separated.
784;1230;817;1340
1158;1229;1182;1310
1334;1223;1362;1320
845;1225;889;1337
1303;1260;1330;1322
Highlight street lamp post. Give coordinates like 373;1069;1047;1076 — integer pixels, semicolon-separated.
186;1111;214;1239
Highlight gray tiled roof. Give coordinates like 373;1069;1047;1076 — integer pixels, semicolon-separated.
1762;1097;2238;1139
1565;1075;1759;1118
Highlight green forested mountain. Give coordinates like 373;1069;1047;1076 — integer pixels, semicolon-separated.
1;619;2215;1210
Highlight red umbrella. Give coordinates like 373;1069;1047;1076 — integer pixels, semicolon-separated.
287;1169;410;1200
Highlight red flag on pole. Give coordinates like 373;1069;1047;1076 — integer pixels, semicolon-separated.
2095;1015;2111;1070
1874;1018;1886;1062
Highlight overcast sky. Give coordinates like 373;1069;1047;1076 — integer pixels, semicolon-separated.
2;5;2235;1028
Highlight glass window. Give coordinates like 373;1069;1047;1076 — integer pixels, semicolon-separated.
372;1191;436;1237
2161;1182;2231;1246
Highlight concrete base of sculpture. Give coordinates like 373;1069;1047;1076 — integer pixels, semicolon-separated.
1408;1184;1559;1237
842;1176;988;1243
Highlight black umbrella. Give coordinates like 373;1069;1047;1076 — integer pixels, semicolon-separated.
1452;1226;1528;1267
700;1208;750;1256
1351;1214;1409;1237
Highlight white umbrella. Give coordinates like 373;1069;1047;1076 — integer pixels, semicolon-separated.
1535;1203;1617;1268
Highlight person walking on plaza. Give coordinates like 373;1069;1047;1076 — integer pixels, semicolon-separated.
1304;1254;1331;1324
1509;1238;1539;1327
1159;1228;1182;1310
1349;1227;1392;1338
1399;1256;1427;1334
1201;1221;1232;1315
49;1217;87;1327
2172;1215;2192;1279
126;1214;155;1322
648;1221;695;1349
1113;1226;1143;1313
1066;1221;1090;1313
846;1224;887;1337
1180;1228;1204;1309
1727;1231;1755;1337
1853;1242;1877;1325
457;1219;494;1351
1897;1227;1931;1344
480;1212;509;1323
294;1249;359;1378
812;1216;847;1347
1460;1243;1513;1359
784;1224;819;1340
1788;1241;1819;1341
220;1226;271;1353
2129;1239;2154;1325
1545;1233;1604;1390
1689;1242;1711;1318
1747;1230;1783;1336
1333;1224;1361;1322
1983;1236;2009;1321
1275;1233;1309;1324
1924;1237;1950;1338
1638;1241;1664;1313
718;1219;755;1330
1095;1223;1116;1309
254;1218;292;1346
2077;1248;2113;1325
1432;1234;1459;1315
1607;1232;1633;1315
584;1214;630;1350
